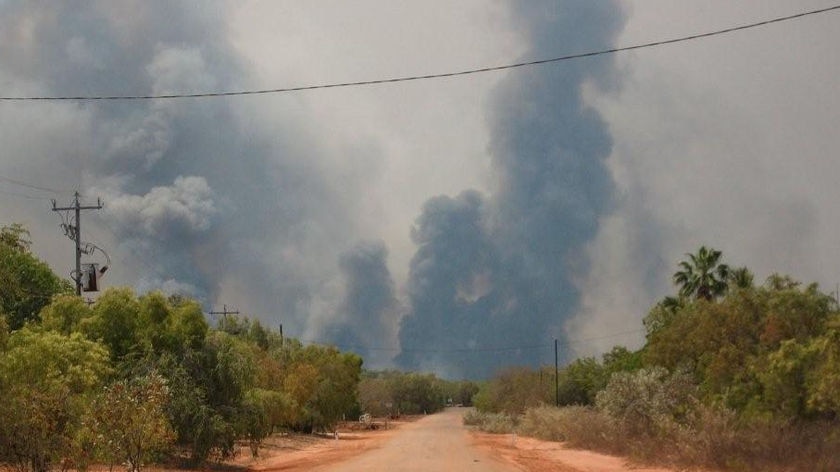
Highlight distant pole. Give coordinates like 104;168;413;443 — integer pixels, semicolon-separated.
209;304;239;323
279;323;284;346
554;338;559;407
52;192;103;296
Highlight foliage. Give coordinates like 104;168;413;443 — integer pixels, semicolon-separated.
595;367;695;435
0;274;366;467
0;224;31;252
450;380;480;406
517;406;617;448
673;245;730;301
728;266;755;290
644;279;836;414
39;295;93;335
463;246;840;470
91;373;175;472
0;313;8;350
387;372;443;415
240;388;294;456
358;370;468;417
556;357;607;406
0;329;110;472
85;288;142;363
282;345;362;430
462;410;517;433
0;224;72;330
0;229;371;469
473;366;552;414
758;327;840;419
357;375;391;416
473;347;642;414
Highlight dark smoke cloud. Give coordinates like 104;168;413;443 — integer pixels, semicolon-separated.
397;1;627;379
321;240;399;369
0;1;362;332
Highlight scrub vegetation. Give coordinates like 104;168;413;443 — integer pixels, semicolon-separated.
0;224;470;472
470;246;840;471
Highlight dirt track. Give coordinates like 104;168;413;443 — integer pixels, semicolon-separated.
248;409;513;471
247;408;678;472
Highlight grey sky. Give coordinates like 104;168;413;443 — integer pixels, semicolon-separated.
1;1;838;377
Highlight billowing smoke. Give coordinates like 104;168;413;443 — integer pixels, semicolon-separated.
397;1;627;378
0;1;363;333
322;241;399;369
2;1;635;378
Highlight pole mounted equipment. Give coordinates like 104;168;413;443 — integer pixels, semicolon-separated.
52;192;104;296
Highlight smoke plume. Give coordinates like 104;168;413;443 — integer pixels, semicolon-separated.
396;1;627;378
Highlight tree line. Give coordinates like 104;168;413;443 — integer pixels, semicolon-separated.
2;226;333;469
0;224;477;472
472;245;840;469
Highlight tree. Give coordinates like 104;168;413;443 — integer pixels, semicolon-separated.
557;358;607;406
644;297;684;337
85;288;141;363
358;375;391;416
239;389;293;457
728;266;755;290
91;373;175;472
451;380;480;406
137;292;173;355
644;278;835;413
169;298;208;352
673;246;730;301
39;295;93;335
0;313;8;350
0;224;72;330
804;327;840;416
0;329;110;472
0;223;31;252
473;367;551;414
595;367;695;436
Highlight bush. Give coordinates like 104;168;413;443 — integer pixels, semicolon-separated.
595;367;695;436
472;367;551;414
515;403;840;471
462;410;517;433
518;406;618;451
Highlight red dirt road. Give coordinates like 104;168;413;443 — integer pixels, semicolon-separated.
247;408;680;472
304;409;515;471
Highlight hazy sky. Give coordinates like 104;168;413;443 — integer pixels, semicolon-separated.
1;1;838;378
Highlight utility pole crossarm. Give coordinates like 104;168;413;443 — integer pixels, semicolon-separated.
209;304;240;322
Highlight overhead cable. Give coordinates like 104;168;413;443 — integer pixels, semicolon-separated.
1;4;838;102
306;328;645;354
0;175;68;194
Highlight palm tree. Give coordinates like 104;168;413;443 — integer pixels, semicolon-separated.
728;266;754;290
673;246;730;301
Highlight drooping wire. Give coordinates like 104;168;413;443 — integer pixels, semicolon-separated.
0;4;838;102
0;188;53;201
304;328;645;354
0;175;69;194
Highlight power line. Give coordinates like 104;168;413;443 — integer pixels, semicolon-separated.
0;188;53;201
1;4;837;102
0;175;68;194
307;328;645;354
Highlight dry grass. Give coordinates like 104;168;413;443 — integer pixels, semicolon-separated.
518;406;618;450
513;405;840;471
462;410;518;434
